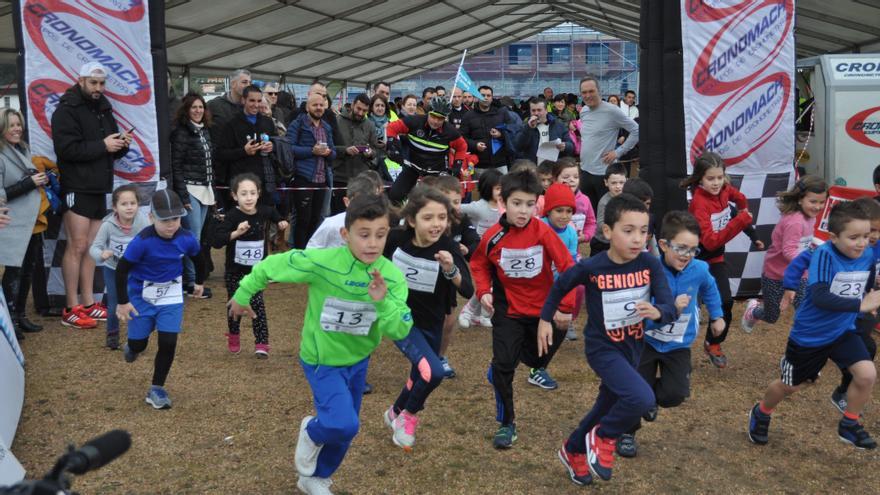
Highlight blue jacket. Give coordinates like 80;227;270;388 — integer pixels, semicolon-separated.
286;112;337;183
645;257;723;353
513;113;574;162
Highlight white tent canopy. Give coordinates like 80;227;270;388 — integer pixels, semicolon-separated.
1;0;879;84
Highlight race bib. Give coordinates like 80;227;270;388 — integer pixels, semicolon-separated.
319;297;377;336
602;284;650;330
142;277;183;306
234;240;265;266
797;235;812;253
109;232;130;259
645;313;692;344
571;213;586;233
500;246;543;278
829;271;869;299
710;207;731;232
392;248;439;293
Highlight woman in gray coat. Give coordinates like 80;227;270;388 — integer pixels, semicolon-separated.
0;108;44;340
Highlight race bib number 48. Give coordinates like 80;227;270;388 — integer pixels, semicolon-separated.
320;297;377;336
602;284;650;330
392;248;439;293
234;240;264;266
142;277;183;306
829;271;869;299
500;246;543;278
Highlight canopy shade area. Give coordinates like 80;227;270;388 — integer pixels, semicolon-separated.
1;0;879;84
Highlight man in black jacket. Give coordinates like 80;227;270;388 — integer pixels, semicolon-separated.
207;68;251;145
215;85;275;204
51;62;129;328
459;85;513;176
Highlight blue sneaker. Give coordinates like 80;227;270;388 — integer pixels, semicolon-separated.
493;423;517;449
528;367;558;390
748;403;770;445
586;425;615;481
440;356;456;379
123;343;138;363
839;418;877;449
145;386;172;409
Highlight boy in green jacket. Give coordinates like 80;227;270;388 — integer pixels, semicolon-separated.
228;194;412;495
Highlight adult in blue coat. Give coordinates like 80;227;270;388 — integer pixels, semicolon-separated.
513;97;574;163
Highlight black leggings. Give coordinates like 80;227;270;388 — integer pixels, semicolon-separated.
225;270;268;344
128;332;178;387
705;261;733;346
389;166;422;204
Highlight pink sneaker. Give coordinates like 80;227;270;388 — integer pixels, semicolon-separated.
227;333;241;354
391;410;419;452
741;298;760;334
254;343;270;358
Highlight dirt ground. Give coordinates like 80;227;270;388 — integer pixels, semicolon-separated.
9;250;880;494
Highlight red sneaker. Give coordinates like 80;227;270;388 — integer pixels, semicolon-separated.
82;303;108;321
227;333;241;354
704;342;728;368
558;441;592;485
586;425;615;481
61;305;97;329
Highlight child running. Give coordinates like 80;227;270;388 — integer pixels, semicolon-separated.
382;184;473;451
542;182;580;349
458;168;504;329
540;193;676;486
682;152;762;368
228;193;413;494
615;211;724;457
741;176;828;332
212;173;288;357
115;189;206;409
553;157;596;244
470;169;577;449
89;184;150;349
748;201;880;450
590;163;628;256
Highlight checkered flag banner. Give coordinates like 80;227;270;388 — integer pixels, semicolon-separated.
723;172;795;298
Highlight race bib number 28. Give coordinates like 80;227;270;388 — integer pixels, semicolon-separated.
500;246;543;278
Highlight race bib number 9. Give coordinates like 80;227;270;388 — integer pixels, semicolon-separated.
829;271;869;299
500;246;543;279
234;240;265;266
710;207;731;233
602;284;650;330
645;313;692;344
392;248;439;293
320;297;377;336
142;277;183;306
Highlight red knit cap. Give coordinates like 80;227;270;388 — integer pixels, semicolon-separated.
543;183;576;214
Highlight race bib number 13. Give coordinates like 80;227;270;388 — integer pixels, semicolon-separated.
320;297;378;336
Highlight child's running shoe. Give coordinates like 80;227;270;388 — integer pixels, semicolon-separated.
457;307;474;329
493;423;517;449
741;299;760;333
227;333;241;354
254;343;269;358
440;356;456;378
565;322;578;341
106;332;120;350
839;418;877;449
477;315;492;327
363;382;374;394
558;441;592;485
704;342;727;368
528;367;558;390
295;416;322;476
748;403;771;445
296;475;334;495
61;305;97;329
831;389;848;414
389;409;419;452
82;302;108;321
615;433;638;458
123;343;139;363
642;405;658;422
586;425;615;481
145;386;172;409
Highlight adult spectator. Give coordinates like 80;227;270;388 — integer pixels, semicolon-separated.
435;85;447;98
550;94;575;125
216;85;276;203
578;76;639;211
607;94;621;107
514;97;573;163
287;82;340;136
171;93;216;297
0;108;43;340
51;62;129;328
460;85;514;176
367;95;391;181
417;87;435;115
260;95;286;136
449;87;468;129
385;96;467;202
207;69;251;141
462;91;475;108
286;93;336;248
543;86;554;102
621;90;639;119
373;81;397;121
331;93;379;214
263;82;290;125
619;89;640;176
400;94;419;117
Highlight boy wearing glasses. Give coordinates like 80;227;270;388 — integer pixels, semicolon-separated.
615;211;724;457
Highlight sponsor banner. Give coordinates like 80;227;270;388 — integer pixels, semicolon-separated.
830;57;880;81
813;186;875;246
833;92;880;189
681;0;795;174
19;0;158;183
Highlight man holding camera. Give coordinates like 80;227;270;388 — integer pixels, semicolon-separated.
331;93;379;214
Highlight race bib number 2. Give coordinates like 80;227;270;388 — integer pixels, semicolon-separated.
320;297;378;336
500;246;543;278
392;248;439;293
602;285;650;330
829;271;869;299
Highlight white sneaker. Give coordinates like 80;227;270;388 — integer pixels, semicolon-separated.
297;475;334;495
457;308;473;329
741;298;760;334
478;315;492;327
295;416;322;476
390;409;419;452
